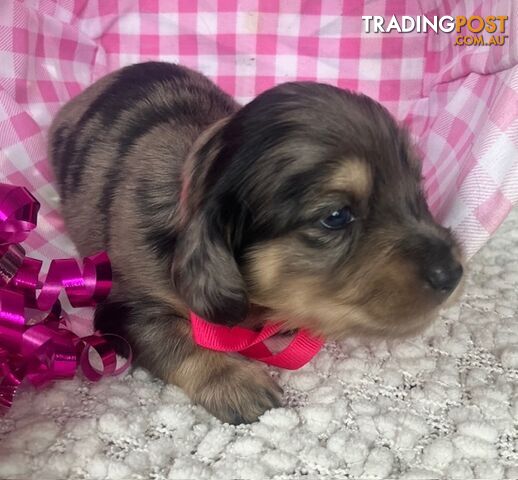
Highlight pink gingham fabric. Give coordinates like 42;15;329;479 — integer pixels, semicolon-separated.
1;0;517;263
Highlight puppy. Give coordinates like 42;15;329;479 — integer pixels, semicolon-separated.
48;62;463;424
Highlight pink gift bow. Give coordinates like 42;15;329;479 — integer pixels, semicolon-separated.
190;312;324;370
0;183;130;413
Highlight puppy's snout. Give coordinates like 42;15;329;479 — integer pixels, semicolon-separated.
424;261;463;293
418;236;463;294
409;234;464;296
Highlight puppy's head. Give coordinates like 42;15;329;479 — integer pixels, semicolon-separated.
173;82;463;338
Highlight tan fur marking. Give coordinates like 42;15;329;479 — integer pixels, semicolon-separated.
171;346;281;423
245;232;443;339
327;158;372;201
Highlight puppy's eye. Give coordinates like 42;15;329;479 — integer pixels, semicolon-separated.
320;207;355;230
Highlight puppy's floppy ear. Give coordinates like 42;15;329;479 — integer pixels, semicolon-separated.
171;118;249;325
172;213;249;325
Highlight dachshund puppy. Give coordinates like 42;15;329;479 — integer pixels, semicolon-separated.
48;62;463;424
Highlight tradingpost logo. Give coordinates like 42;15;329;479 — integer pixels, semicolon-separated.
362;15;509;46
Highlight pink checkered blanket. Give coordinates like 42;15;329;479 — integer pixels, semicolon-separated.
0;0;517;267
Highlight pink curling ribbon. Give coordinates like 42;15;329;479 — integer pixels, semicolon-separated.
0;183;130;413
190;312;324;370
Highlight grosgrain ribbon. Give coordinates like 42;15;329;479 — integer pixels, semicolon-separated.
190;312;324;370
0;183;130;413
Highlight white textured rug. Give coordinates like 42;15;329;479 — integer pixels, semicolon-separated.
1;209;518;480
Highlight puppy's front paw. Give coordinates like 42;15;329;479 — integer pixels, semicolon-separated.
193;361;283;424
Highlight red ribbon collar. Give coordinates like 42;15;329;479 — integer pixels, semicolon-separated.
190;312;324;370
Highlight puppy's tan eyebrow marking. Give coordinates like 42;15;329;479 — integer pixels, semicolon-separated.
326;158;372;201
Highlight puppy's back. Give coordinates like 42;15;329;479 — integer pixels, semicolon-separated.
48;62;237;260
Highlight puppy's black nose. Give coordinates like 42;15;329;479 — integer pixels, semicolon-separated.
424;261;463;293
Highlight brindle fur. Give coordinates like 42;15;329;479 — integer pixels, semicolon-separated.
48;61;463;424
